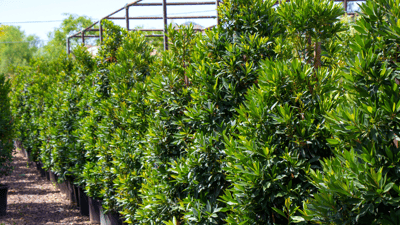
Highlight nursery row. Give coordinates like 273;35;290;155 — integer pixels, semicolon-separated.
17;144;126;224
9;0;400;224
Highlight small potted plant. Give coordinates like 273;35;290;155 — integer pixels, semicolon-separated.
0;73;14;216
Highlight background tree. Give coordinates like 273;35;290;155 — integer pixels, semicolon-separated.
40;14;96;60
0;25;39;75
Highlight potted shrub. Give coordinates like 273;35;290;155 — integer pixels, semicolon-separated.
0;73;14;216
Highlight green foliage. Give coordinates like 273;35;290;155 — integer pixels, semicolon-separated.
39;47;94;184
93;22;155;216
300;0;400;224
219;0;347;224
77;20;130;201
0;73;13;178
135;24;197;224
276;0;345;66
11;61;64;165
159;0;283;223
222;58;340;224
10;0;400;224
278;0;344;40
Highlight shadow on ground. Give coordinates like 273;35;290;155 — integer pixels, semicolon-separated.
0;150;91;225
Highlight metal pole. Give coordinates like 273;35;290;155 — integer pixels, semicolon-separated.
99;20;103;43
163;0;168;50
216;0;220;25
126;4;130;30
81;29;85;45
66;36;70;55
343;0;347;13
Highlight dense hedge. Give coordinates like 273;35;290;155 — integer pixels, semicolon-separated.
0;73;13;178
10;0;400;224
300;0;400;224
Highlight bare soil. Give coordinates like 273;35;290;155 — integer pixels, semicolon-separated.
0;150;92;225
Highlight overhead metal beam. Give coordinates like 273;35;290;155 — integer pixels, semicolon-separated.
71;35;101;38
108;16;217;20
67;0;220;52
132;2;216;6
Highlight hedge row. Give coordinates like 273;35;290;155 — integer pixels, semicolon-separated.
0;73;13;178
10;0;400;224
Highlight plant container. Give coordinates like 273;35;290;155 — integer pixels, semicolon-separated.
26;150;31;162
73;184;80;208
45;170;50;181
49;171;58;185
0;185;9;216
88;197;101;224
37;162;46;177
65;179;77;205
35;162;41;171
21;148;27;158
78;186;89;216
58;180;69;195
99;206;125;225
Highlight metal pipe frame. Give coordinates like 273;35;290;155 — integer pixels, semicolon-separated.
126;4;130;30
129;28;206;32
108;16;217;20
99;20;103;42
163;0;168;51
66;36;70;55
274;0;363;6
145;34;164;37
133;2;216;6
67;0;219;54
81;29;85;45
72;35;100;38
67;0;367;54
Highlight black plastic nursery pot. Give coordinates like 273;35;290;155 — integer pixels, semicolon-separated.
88;197;101;224
45;170;50;181
64;179;77;205
49;171;58;185
67;180;77;206
20;147;27;158
58;180;69;196
35;162;41;171
26;150;31;162
78;186;89;217
0;184;9;216
99;206;125;225
37;162;46;177
51;175;76;205
73;184;80;208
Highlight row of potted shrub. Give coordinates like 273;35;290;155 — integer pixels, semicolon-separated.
17;144;125;224
10;0;400;224
0;73;13;217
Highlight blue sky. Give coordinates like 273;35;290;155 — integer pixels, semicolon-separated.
0;0;218;43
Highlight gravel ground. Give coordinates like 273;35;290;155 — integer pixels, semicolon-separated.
0;150;92;225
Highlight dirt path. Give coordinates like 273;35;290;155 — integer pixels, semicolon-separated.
0;150;92;225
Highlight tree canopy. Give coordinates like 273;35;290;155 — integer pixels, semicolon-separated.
40;13;95;60
0;25;38;75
